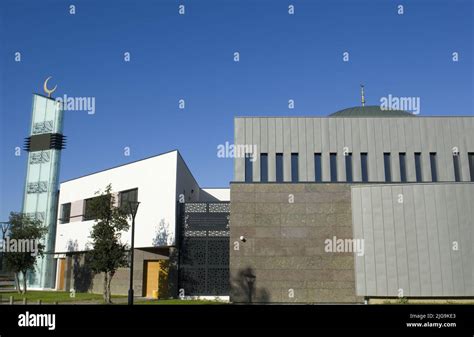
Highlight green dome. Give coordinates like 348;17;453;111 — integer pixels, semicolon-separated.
329;105;415;117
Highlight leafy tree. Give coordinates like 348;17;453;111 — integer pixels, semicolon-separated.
88;184;129;303
3;212;47;294
0;222;11;270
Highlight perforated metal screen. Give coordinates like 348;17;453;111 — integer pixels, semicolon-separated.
178;202;230;296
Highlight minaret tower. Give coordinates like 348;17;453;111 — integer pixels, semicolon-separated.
22;77;66;288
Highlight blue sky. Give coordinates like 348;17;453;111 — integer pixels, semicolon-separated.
0;0;472;220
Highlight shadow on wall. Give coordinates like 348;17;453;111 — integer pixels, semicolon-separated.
73;253;94;292
152;219;175;247
158;260;169;299
66;239;94;292
231;267;270;303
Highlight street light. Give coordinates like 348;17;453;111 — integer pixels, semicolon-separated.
127;201;140;305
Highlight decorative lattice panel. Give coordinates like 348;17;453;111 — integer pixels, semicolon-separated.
181;238;207;265
178;202;230;296
209;203;230;213
207;268;229;295
27;181;48;194
207;239;229;266
184;203;207;213
180;268;207;295
30;151;50;164
32;121;53;134
24;212;46;222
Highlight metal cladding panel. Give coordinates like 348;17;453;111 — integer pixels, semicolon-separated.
404;119;416;182
381;186;398;294
298;118;307;181
351;119;362;182
275;118;283;153
351;187;366;295
445;185;464;295
423;185;443;294
336;120;346;181
371;187;387;296
268;118;276;182
403;186;421;296
457;118;471;182
234;118;245;181
366;119;379;182
252;119;260;182
283;120;291;182
260;118;268;153
313;118;322;153
360;187;377;293
321;119;330;181
436;119;449;182
434;185;454;294
233;117;474;183
328;118;337;153
412;185;430;296
305;118;315;181
352;183;474;297
392;185;410;295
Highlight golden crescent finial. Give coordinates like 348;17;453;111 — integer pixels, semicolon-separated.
43;76;58;98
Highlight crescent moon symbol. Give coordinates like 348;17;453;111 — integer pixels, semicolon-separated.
43;76;58;98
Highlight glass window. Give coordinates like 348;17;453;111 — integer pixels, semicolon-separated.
415;152;423;182
345;153;353;183
245;154;253;183
399;153;407;182
361;153;368;182
384;153;392;182
430;152;438;182
314;153;322;182
84;197;98;221
260;153;268;182
469;153;474;182
120;188;138;211
60;203;71;224
276;153;283;182
330;153;337;182
453;154;461;182
291;153;299;182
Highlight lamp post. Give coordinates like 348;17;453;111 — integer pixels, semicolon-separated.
127;201;140;305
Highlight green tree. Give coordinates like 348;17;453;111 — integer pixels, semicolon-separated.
88;184;130;304
3;212;47;294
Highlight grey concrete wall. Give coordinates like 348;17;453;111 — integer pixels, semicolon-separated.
352;183;474;297
62;247;178;297
234;117;474;183
230;183;362;303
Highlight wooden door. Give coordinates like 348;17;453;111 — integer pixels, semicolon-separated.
144;261;160;298
57;258;66;290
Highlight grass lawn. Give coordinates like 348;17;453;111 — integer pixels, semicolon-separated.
0;291;125;304
135;299;227;305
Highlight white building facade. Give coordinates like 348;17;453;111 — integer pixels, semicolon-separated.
54;150;229;297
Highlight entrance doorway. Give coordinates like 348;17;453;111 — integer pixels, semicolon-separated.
143;260;168;298
57;258;66;290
